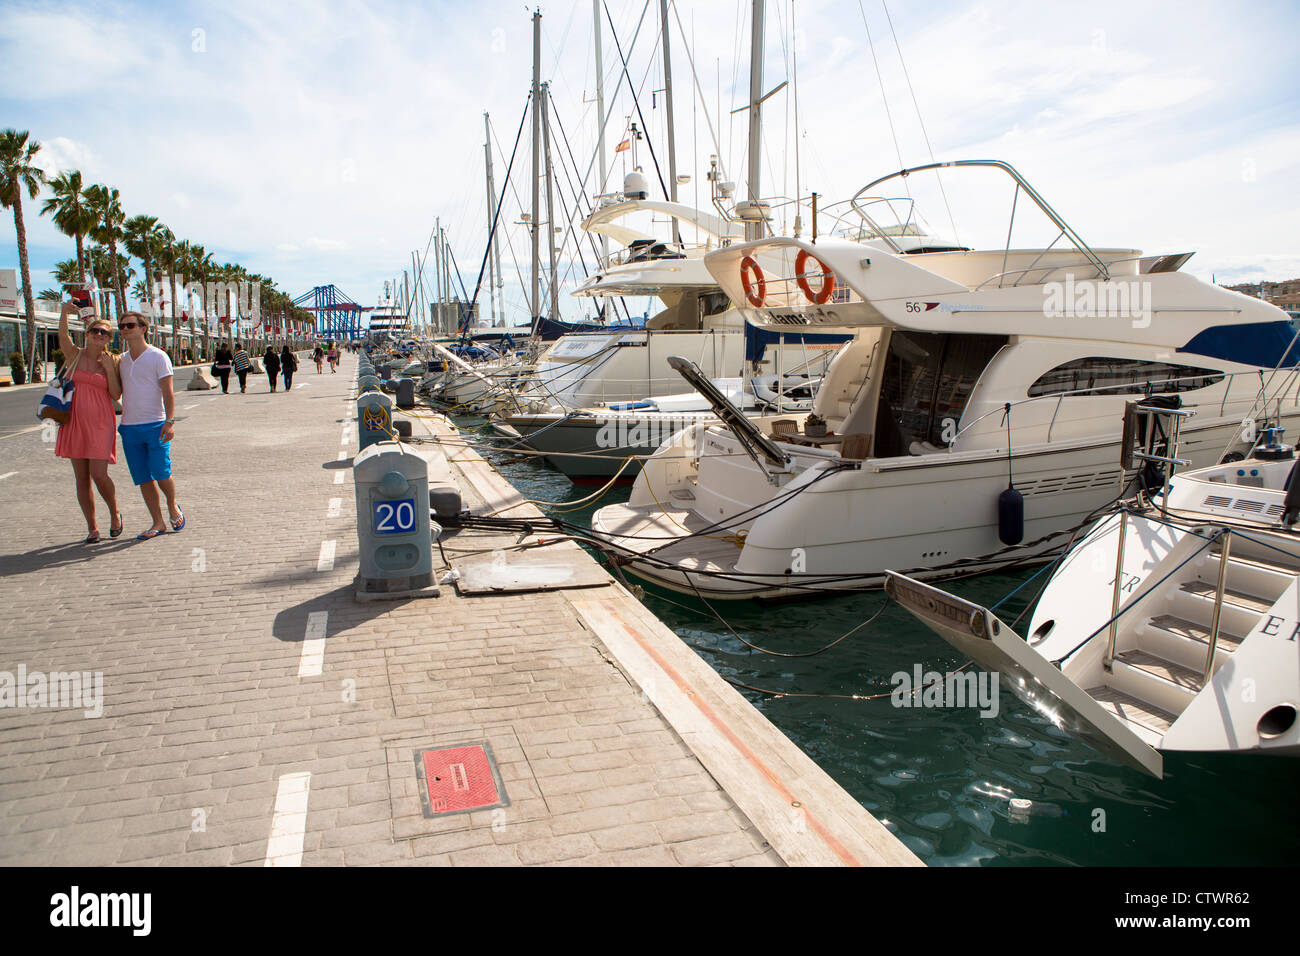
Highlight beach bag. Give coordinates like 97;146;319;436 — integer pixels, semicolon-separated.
36;352;77;425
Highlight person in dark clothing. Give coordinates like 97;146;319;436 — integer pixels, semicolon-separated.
280;346;298;391
264;347;281;392
213;343;233;393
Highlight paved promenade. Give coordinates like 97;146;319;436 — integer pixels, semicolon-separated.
0;354;916;866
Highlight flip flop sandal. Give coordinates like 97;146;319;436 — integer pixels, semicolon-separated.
136;528;167;541
170;509;186;532
110;514;124;538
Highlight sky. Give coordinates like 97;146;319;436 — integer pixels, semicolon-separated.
3;0;1299;326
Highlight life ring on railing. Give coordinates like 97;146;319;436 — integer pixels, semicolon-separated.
740;255;766;307
795;249;835;304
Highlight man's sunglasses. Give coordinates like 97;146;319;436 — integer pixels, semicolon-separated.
119;322;141;330
88;327;111;337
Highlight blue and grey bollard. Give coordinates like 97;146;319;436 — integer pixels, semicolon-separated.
396;378;416;408
352;444;438;598
356;392;394;450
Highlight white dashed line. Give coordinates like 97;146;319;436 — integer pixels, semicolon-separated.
316;540;336;572
327;498;342;518
0;424;44;440
333;471;345;485
298;611;328;678
264;772;312;867
184;403;199;410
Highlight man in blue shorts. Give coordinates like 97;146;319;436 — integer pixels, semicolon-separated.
117;311;185;540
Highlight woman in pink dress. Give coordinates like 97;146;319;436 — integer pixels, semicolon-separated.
56;302;124;543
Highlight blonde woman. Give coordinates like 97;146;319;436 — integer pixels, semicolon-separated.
57;301;124;543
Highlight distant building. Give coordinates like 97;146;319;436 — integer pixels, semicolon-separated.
1226;278;1300;313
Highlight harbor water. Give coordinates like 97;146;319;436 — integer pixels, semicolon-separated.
450;413;1300;867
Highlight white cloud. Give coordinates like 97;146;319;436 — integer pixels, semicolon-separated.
33;137;100;178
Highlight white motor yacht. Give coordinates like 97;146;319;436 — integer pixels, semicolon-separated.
590;160;1300;599
887;407;1300;777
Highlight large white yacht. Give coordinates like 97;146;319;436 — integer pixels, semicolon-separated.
589;161;1300;599
887;408;1300;777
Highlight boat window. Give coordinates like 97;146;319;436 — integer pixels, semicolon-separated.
1027;358;1225;397
876;331;1009;453
699;292;730;317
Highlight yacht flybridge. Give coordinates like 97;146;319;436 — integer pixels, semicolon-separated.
887;410;1300;776
589;160;1300;600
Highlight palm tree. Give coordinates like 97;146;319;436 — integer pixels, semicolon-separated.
83;184;127;319
123;213;159;314
194;247;214;358
40;170;95;287
0;129;46;379
52;258;80;294
151;224;177;358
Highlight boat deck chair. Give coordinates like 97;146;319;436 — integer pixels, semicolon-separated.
770;419;799;437
839;433;872;461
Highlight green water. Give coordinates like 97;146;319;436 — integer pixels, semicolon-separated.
453;415;1300;866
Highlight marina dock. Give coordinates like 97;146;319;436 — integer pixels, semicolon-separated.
0;355;917;867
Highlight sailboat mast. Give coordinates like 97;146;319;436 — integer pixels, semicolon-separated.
592;0;609;269
530;9;542;324
434;215;443;334
542;82;559;323
660;0;680;246
746;0;765;242
484;111;499;327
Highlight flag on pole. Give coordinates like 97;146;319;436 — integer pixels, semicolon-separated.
615;138;630;153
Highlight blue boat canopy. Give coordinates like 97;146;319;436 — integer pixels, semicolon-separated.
1178;321;1300;369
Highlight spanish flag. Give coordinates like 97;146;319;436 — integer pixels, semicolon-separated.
615;138;630;153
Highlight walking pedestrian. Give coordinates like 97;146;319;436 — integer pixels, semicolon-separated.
56;301;123;543
263;346;280;392
232;342;251;392
327;342;339;373
313;343;324;373
280;345;298;391
213;342;233;393
117;310;184;541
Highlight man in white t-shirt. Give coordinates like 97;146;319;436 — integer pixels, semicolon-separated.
117;311;185;540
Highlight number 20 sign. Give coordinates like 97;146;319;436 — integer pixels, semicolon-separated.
374;498;416;535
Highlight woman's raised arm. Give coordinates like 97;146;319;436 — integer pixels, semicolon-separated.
58;301;77;358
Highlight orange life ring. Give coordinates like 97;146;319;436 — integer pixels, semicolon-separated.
795;249;835;304
740;255;766;307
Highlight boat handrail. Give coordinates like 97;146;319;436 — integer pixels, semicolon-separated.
971;252;1156;291
1061;520;1225;668
850;160;1111;281
1060;513;1299;669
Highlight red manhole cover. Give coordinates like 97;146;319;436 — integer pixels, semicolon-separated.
415;742;510;817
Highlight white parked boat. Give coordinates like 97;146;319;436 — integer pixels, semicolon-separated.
886;408;1300;776
494;370;824;482
589;160;1300;599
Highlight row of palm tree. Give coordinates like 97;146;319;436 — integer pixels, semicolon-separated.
3;127;314;379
